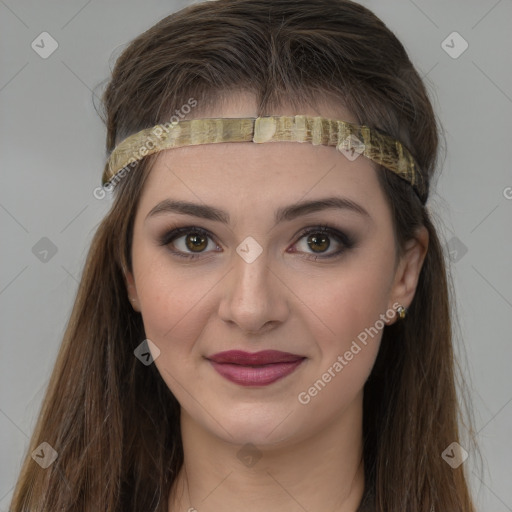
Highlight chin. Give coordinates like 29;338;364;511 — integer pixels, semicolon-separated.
203;402;308;448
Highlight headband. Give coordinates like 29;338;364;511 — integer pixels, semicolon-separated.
102;115;426;201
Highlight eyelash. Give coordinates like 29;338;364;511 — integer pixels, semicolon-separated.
157;224;355;261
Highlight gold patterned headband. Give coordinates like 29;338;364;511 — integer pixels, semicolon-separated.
102;115;426;201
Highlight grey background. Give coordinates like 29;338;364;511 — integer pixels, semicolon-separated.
1;0;511;510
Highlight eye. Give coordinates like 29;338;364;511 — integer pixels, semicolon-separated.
158;226;219;260
158;224;355;260
290;225;355;260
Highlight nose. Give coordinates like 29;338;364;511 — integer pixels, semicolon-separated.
217;242;290;336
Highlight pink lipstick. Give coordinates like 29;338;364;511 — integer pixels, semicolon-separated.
207;350;305;386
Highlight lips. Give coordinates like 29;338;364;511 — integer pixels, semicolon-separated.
207;350;306;386
208;350;304;365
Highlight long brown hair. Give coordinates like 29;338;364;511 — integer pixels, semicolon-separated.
10;1;480;510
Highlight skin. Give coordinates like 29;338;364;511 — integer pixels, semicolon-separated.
124;93;429;512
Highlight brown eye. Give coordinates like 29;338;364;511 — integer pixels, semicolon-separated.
159;226;219;259
184;231;209;252
292;225;355;260
306;233;331;253
159;224;354;261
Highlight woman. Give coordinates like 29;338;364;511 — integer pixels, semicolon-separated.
10;0;479;510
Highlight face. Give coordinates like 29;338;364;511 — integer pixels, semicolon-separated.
124;97;428;448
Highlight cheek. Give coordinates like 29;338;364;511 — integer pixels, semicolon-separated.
134;261;219;399
294;275;388;414
137;265;217;346
131;238;218;346
291;253;394;398
294;258;393;348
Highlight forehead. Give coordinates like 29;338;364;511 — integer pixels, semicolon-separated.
137;139;385;222
135;92;388;221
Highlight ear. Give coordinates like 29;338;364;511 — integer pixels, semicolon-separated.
387;225;429;324
123;266;141;312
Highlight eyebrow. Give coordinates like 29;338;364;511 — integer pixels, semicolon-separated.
145;196;370;225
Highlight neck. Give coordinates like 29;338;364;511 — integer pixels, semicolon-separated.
168;391;366;512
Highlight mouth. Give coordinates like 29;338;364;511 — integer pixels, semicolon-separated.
206;350;306;386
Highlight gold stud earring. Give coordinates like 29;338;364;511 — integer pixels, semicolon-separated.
397;305;407;320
